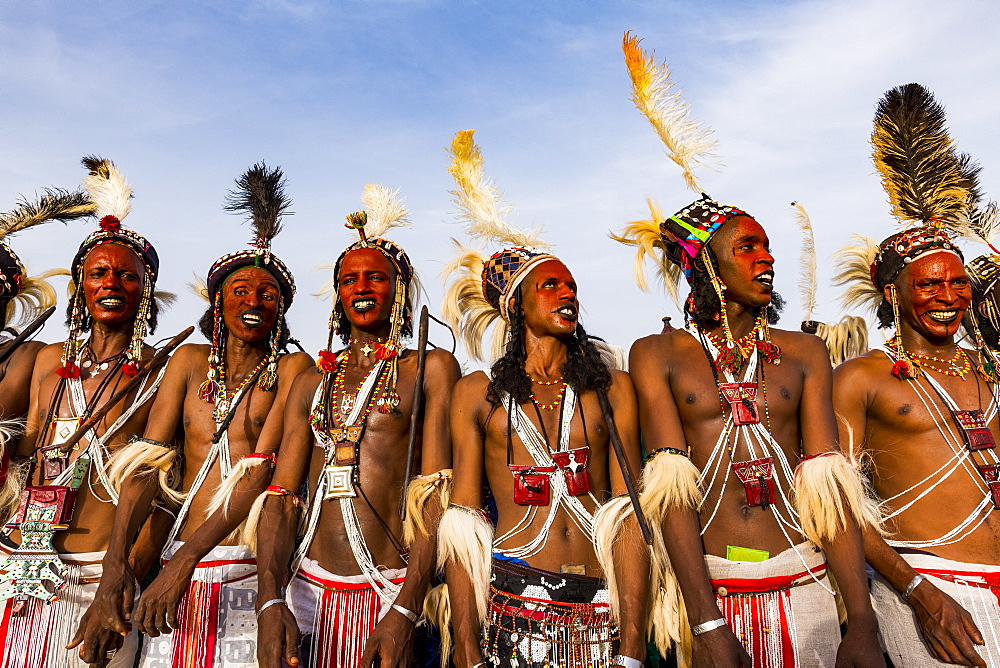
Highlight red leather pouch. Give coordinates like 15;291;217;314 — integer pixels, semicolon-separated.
509;465;554;506
551;448;591;496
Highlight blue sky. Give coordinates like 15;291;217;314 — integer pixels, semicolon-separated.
3;0;999;360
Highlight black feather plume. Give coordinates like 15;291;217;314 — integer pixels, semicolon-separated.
872;83;971;225
223;162;290;243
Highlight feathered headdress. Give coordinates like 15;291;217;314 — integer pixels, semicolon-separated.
198;163;297;409
0;189;93;329
614;32;764;359
62;156;159;378
316;183;418;413
441;129;557;362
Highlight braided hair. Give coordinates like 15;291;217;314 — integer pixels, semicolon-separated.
486;288;612;406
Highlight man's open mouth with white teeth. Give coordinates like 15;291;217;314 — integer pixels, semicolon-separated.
96;296;126;310
924;309;963;323
351;297;377;314
753;270;774;289
554;304;578;321
239;309;264;329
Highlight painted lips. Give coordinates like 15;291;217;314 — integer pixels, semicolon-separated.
925;309;962;323
753;270;774;289
95;295;126;310
554;304;578;321
239;309;264;328
351;297;377;313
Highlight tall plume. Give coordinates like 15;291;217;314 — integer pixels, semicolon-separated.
81;156;132;221
872;84;973;227
446;129;547;249
622;31;720;193
609;197;684;308
792;202;818;322
361;183;412;238
224;162;291;244
0;189;94;239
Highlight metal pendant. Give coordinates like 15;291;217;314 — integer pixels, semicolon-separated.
48;417;81;450
323;464;357;499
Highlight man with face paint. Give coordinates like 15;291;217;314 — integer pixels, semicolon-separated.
968;253;1000;353
253;186;460;668
614;34;883;667
439;130;648;668
77;164;312;667
834;84;1000;668
0;157;168;668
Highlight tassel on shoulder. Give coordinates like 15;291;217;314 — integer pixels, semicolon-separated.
437;504;493;626
794;451;886;546
105;438;183;508
402;469;453;547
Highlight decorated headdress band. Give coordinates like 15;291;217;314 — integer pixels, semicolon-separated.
317;184;417;413
836;83;997;379
612;32;764;361
198;163;296;410
60;156;158;378
441;129;557;362
0;189;94;330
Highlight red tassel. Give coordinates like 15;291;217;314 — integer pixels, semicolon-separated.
756;340;782;364
891;360;917;380
121;362;139;377
56;362;80;379
99;215;121;232
316;349;338;373
198;379;220;403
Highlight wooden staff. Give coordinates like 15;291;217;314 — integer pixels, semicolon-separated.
58;326;195;453
400;305;430;520
596;387;653;545
0;306;56;367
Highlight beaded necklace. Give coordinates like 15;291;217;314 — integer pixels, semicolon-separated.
703;311;780;374
350;337;388;358
214;356;269;422
527;373;567;411
885;337;975;380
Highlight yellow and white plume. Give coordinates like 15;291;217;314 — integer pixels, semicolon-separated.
622;31;720;194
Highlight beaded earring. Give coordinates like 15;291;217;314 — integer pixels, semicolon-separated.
199;295;225;403
257;296;283;391
964;304;1000;381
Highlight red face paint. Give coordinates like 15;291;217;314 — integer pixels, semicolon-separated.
714;216;775;310
896;252;971;342
221;266;280;343
82;243;145;329
338;247;396;333
518;259;579;338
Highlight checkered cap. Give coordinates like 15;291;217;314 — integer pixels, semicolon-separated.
660;195;752;279
481;246;557;315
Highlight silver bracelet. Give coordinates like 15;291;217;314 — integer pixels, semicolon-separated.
690;616;727;636
613;655;643;668
391;602;419;623
904;573;926;600
255;598;287;619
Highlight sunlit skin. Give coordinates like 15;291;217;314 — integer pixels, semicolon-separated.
715;216;775;312
253;248;461;667
73;261;312;663
7;242;164;665
221;266;281;344
519;259;579;338
338;248;395;337
81;244;145;332
835;250;995;666
446;259;648;666
889;251;971;350
629;218;883;667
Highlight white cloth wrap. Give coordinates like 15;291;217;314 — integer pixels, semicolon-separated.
0;549;139;668
703;542;840;668
139;541;258;667
871;552;1000;667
